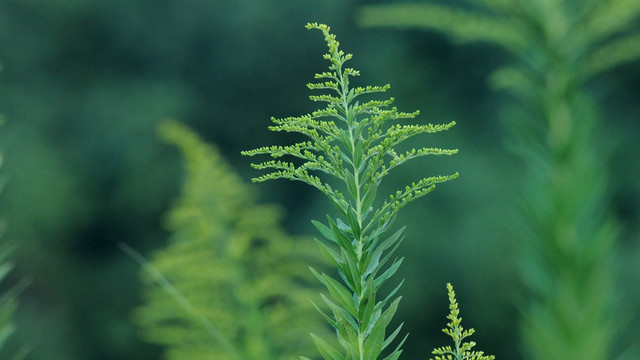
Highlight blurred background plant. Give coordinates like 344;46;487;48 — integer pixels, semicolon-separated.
0;1;637;359
358;1;640;359
0;118;29;359
0;241;28;360
130;120;328;360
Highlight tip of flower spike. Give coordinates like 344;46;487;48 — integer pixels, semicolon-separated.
306;22;329;32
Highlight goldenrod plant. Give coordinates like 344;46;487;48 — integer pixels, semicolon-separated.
243;23;458;360
430;284;494;360
358;1;640;359
131;120;328;360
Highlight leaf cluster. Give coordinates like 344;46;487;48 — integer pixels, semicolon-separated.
244;23;458;360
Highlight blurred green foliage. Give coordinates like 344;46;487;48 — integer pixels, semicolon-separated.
133;120;328;360
0;0;636;359
0;139;28;359
0;242;26;360
359;1;640;359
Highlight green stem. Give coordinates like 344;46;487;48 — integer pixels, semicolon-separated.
339;60;368;360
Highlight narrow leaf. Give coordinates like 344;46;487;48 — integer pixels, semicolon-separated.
323;274;359;317
342;250;361;293
361;181;379;214
371;227;405;258
374;258;404;288
354;141;364;168
338;131;352;151
363;297;402;359
327;216;356;258
314;239;342;267
313;219;337;243
381;322;403;351
309;266;326;285
363;319;386;359
359;278;377;331
345;170;359;200
381;351;403;360
346;209;362;240
381;332;408;360
380;296;402;328
311;333;345;360
310;300;338;329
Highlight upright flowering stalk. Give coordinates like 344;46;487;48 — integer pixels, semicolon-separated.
242;23;458;360
430;284;495;360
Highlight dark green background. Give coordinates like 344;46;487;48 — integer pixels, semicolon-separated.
0;1;638;359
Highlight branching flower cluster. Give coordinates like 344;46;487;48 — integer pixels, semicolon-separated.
243;23;458;360
430;284;495;360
